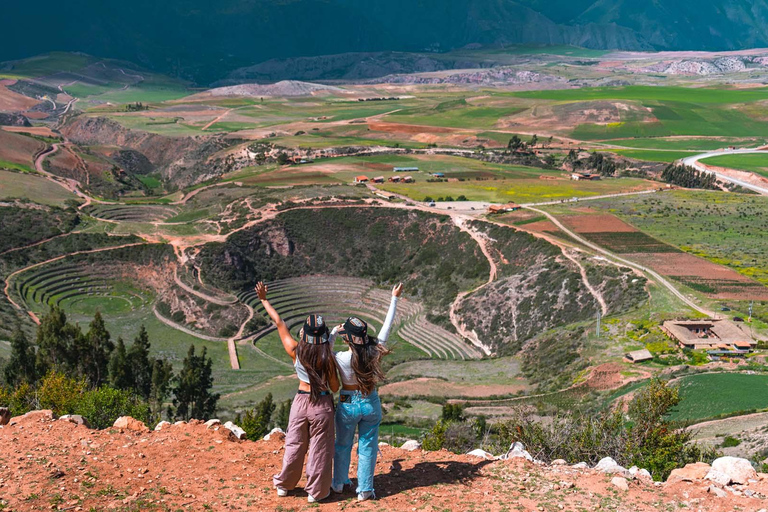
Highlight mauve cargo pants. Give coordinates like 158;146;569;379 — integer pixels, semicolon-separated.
273;393;335;499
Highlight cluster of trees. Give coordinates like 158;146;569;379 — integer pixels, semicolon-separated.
420;379;717;481
568;150;619;176
661;164;718;189
1;307;219;426
124;102;149;112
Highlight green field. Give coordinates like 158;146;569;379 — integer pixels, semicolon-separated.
601;137;764;151
669;373;768;423
0;170;80;207
611;149;697;163
512;85;768;104
700;153;768;179
388;98;524;129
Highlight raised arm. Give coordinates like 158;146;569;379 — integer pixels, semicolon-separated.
377;283;402;346
256;282;298;360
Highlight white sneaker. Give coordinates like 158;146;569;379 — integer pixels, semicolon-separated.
276;487;288;497
358;491;376;501
308;492;330;503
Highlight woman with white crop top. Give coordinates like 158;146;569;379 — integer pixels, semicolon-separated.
330;282;402;501
256;282;340;504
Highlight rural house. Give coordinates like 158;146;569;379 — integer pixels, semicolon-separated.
354;175;370;183
571;173;601;181
661;319;756;352
388;176;401;183
431;172;446;178
372;176;385;183
394;166;419;172
625;349;653;363
403;176;414;183
488;203;522;214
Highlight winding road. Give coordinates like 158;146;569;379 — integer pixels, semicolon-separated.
523;205;714;317
681;149;768;195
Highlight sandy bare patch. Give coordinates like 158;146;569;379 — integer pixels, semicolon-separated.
368;121;457;134
0;85;40;111
561;214;639;233
380;377;526;398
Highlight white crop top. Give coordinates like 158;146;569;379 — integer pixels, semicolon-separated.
332;295;398;386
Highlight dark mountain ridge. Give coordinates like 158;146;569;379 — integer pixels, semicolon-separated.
5;0;768;84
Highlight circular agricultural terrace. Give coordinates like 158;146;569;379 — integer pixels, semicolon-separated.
240;276;482;360
83;204;180;223
13;262;154;316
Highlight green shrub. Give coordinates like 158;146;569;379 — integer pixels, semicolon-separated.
721;436;742;448
75;386;150;429
240;393;276;441
37;372;87;417
422;419;448;451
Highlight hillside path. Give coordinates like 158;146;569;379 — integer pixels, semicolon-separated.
524;205;713;317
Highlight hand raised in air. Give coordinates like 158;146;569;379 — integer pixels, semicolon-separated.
256;281;268;301
392;282;403;297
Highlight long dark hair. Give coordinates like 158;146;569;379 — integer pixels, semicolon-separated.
349;334;390;396
296;338;338;404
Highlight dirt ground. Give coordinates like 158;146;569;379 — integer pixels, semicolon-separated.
2;411;768;511
561;214;639;233
379;377;527;398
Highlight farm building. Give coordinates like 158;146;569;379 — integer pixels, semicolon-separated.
661;319;756;351
403;176;414;183
625;349;653;363
388;176;401;183
354;175;370;183
372;176;385;183
432;172;446;178
488;203;522;214
571;173;601;181
394;167;419;172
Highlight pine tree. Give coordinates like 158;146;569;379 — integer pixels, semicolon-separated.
241;393;276;440
173;345;219;421
81;312;114;386
36;306;80;376
128;325;152;399
274;399;292;431
4;327;36;386
149;358;174;424
109;337;133;391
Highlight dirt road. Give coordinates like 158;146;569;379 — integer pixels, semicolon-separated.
682;149;768;195
524;205;713;317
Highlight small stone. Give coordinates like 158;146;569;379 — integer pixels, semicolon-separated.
263;428;285;441
466;449;495;460
400;440;422;451
667;462;711;483
204;419;221;429
611;477;629;491
551;459;567;466
0;407;10;426
223;421;246;440
59;415;90;428
154;421;170;431
707;485;728;498
113;417;148;432
571;462;589;469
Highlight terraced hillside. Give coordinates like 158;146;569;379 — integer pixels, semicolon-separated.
240;276;481;360
84;204;179;223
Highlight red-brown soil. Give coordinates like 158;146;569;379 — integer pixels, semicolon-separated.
0;130;45;167
582;363;651;391
627;252;768;300
1;412;765;511
368;121;457;134
380;377;527;398
0;84;40;111
2;126;59;138
561;214;639;233
518;220;560;234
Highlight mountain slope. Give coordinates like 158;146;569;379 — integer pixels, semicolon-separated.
5;0;768;83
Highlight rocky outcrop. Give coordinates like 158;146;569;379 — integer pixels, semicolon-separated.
0;113;31;127
710;457;758;485
113;416;149;432
0;407;10;425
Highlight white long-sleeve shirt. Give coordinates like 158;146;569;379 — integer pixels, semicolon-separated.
332;295;398;386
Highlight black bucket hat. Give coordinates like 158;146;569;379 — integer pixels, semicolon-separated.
338;317;371;345
300;314;329;345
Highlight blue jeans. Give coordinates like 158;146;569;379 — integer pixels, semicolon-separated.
333;390;382;494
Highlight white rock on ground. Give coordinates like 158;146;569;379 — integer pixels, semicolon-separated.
263;427;285;441
502;442;533;461
611;476;629;491
705;469;732;486
572;462;588;469
204;419;221;428
224;421;247;440
711;456;758;485
551;459;567;466
466;449;495;460
154;421;171;431
595;457;629;476
708;485;728;498
400;440;422;451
